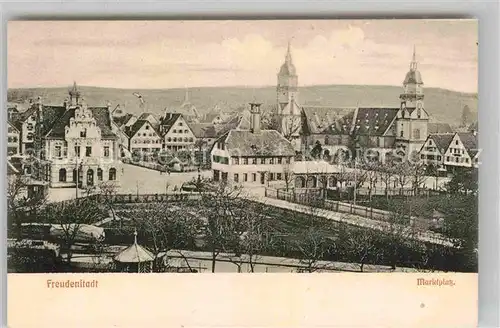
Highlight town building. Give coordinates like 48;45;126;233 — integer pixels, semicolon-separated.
126;119;163;159
7;120;21;156
419;131;479;172
211;103;296;185
39;83;123;188
159;113;197;151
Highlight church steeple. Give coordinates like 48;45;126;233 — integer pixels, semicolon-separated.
277;39;299;106
69;81;81;106
400;46;424;109
410;45;417;71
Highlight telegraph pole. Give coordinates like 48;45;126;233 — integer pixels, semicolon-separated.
353;158;357;206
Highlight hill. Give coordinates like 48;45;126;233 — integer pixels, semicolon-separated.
7;85;477;125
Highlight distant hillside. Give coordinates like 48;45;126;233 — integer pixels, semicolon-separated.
7;85;477;125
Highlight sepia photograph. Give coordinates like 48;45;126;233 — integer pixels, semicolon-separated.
7;19;478;276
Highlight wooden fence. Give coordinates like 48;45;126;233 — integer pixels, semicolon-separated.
265;188;432;230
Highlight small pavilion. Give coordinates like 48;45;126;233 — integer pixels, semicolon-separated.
113;229;154;273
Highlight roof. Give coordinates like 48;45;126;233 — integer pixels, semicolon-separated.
222;129;295;157
7;120;20;132
428;133;455;153
428;123;453;134
7;160;20;175
350;108;400;136
292;160;341;174
190;123;218;139
457;132;478;157
126;119;161;138
113;242;154;263
159;113;182;134
403;70;423;84
302;106;356;135
113;113;134;127
45;107;116;139
279;61;296;76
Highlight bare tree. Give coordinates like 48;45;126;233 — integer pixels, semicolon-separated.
293;225;335;272
201;181;244;272
377;163;395;200
337;223;381;272
268;112;302;142
283;163;295;193
41;198;102;264
98;181;120;227
393;161;412;195
409;156;428;196
362;162;379;203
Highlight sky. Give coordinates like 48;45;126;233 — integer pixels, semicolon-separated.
8;20;478;93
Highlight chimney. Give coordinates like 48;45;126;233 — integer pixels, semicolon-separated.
249;103;262;134
107;101;113;125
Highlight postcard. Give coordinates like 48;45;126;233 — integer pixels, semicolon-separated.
7;19;478;327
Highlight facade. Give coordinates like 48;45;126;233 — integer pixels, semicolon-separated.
211;103;295;185
126;119;163;159
41;83;122;188
160;113;197;151
419;131;479;172
7;121;21;156
298;47;430;162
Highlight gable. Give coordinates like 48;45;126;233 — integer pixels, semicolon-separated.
163;116;196;140
129;120;161;139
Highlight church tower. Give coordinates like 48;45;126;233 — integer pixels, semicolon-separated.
276;41;301;150
395;46;429;159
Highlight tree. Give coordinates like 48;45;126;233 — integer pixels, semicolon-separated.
267;111;302;142
7;174;48;238
293;225;335;272
201;181;245;272
130;202;203;272
225;202;270;272
445;168;478;195
41;198;102;264
377;163;395;200
362;162;379;203
337;224;381;272
461;105;472;128
393;161;412;195
310;141;323;159
283;163;295;193
97;181;120;227
409;156;427;196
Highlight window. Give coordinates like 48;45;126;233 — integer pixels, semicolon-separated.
400;130;404;137
26;133;34;141
75;146;81;157
417;108;421;119
465;158;469;163
252;173;256;181
173;129;177;133
252;158;257;164
421;154;425;159
260;158;265;164
243;173;248;182
167;137;171;142
455;157;459;163
189;137;193;142
412;129;420;139
97;168;103;181
145;125;150;130
55;145;62;158
184;137;188;142
269;158;275;164
233;157;240;165
437;155;442;161
269;173;274;181
109;168;117;181
179;122;183;126
455;140;459;145
234;173;239;182
86;146;92;157
277;173;282;180
184;129;188;133
58;169;67;182
80;129;87;138
278;157;282;164
27;123;34;130
104;146;110;157
173;137;177;142
286;157;291;164
243;158;248;165
446;156;450;161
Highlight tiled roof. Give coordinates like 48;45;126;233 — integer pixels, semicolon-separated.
113;242;154;263
428;123;453;134
403;70;423;84
350;107;399;137
41;106;67;135
302;106;356;135
113;113;134;127
428;133;455;153
45;107;116;139
8;119;21;132
457;132;478;157
223;129;295;157
159;113;182;134
126;119;161;138
189;123;218;139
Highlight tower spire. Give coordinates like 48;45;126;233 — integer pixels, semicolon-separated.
286;39;293;64
410;45;417;71
133;228;138;245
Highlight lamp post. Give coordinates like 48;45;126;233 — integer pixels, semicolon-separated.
353;159;357;206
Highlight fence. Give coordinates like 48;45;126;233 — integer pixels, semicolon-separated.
52;192;202;207
265;188;432;231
